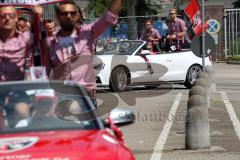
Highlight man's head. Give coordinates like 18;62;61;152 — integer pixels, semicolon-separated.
44;19;56;36
17;17;29;32
145;19;153;31
169;9;177;21
14;102;30;119
0;6;18;31
55;0;78;32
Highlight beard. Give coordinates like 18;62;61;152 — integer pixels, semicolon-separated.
60;20;75;32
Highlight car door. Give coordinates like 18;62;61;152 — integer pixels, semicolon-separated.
144;53;174;82
169;50;201;81
126;54;153;83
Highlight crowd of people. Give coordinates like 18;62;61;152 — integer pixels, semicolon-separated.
0;0;122;126
0;0;188;124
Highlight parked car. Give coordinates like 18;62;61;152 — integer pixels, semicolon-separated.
94;40;212;92
0;81;135;160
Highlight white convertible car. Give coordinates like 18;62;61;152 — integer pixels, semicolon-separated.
94;40;212;92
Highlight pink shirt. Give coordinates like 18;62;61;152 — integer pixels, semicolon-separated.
167;18;187;40
45;10;118;91
140;28;161;44
0;31;32;81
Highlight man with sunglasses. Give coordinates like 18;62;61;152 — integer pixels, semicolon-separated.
166;9;186;51
140;19;161;53
0;6;42;81
44;0;122;106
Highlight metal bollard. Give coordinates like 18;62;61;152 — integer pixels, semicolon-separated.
189;85;207;99
187;95;206;108
185;77;211;150
206;65;216;93
185;104;211;150
197;72;208;82
193;78;208;88
193;78;208;108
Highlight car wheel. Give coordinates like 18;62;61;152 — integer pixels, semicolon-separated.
184;64;202;89
110;67;129;92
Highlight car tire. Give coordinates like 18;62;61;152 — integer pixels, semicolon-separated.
109;67;129;92
184;64;202;89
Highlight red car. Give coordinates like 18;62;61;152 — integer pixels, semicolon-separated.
0;81;135;160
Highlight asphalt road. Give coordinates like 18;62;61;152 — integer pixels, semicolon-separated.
97;62;240;160
214;63;240;90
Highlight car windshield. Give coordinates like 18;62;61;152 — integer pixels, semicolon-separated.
96;41;143;55
0;81;100;134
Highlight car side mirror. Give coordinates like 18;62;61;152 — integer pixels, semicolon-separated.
109;108;135;125
141;50;151;55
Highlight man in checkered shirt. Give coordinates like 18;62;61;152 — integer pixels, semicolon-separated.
0;5;42;81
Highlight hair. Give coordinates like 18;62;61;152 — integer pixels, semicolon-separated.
18;17;27;22
43;19;55;25
55;0;77;15
0;5;15;10
170;8;177;13
145;19;153;24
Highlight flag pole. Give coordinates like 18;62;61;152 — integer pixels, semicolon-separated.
201;0;205;72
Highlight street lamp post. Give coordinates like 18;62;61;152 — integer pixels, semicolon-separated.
201;0;205;72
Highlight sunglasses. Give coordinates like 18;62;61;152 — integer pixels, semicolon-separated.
169;13;176;15
0;12;17;19
59;11;77;17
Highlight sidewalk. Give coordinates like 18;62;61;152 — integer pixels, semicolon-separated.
161;91;240;160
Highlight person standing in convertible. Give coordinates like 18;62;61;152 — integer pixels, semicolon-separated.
43;0;122;106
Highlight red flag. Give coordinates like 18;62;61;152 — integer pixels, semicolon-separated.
184;0;207;36
193;20;208;36
184;0;199;22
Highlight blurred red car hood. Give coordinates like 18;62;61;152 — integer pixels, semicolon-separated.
0;130;126;160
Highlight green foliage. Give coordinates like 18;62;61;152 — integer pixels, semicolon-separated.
229;41;240;56
87;0;107;17
178;0;190;5
233;0;240;8
86;0;161;17
226;55;240;61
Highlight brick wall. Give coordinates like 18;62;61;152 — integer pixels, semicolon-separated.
205;5;225;61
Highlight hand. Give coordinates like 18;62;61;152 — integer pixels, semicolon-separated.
170;35;176;40
109;0;122;15
32;5;43;15
148;37;153;41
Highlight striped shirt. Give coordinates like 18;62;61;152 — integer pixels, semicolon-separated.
45;10;118;91
0;31;32;81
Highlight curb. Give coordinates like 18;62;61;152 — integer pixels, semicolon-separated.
226;61;240;65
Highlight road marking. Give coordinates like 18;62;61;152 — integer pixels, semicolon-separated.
220;91;240;140
150;93;183;160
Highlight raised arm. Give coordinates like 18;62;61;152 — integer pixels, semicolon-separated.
109;0;122;15
90;0;122;39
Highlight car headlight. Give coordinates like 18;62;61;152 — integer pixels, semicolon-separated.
94;63;105;70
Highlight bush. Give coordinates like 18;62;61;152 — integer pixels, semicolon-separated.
226;55;240;61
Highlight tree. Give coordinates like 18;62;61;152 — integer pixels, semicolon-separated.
86;0;162;39
135;0;161;16
233;0;240;8
87;0;161;17
87;0;107;17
